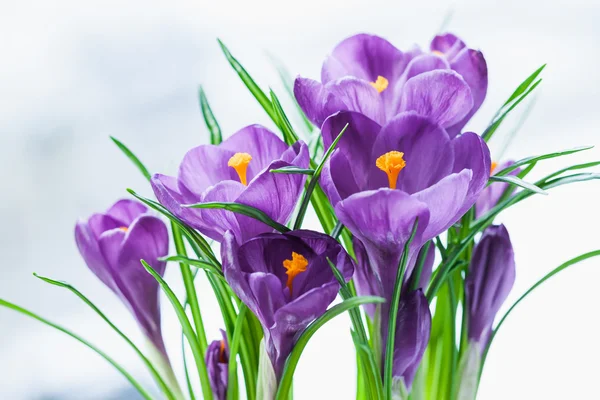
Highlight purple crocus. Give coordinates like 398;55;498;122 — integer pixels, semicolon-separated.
465;224;516;349
475;160;520;218
294;33;487;135
152;125;309;244
392;290;431;390
222;229;354;379
325;110;490;305
74;199;169;357
206;330;229;400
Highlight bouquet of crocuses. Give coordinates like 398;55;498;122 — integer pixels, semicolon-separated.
3;32;599;400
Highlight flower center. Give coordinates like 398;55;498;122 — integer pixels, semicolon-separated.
432;50;444;56
370;75;389;93
376;151;406;189
490;161;498;174
283;252;308;296
118;227;129;232
219;339;226;363
228;152;252;186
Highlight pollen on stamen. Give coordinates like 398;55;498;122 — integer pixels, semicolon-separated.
376;151;406;190
283;252;308;296
219;340;226;363
118;227;129;232
490;161;498;174
370;75;389;93
432;50;444;56
228;152;252;186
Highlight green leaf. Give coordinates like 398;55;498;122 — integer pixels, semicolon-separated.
218;39;277;123
270;89;301;145
384;218;419;400
495;145;594;176
227;305;248;400
141;260;214;400
110;136;152;181
538;161;600;183
482;249;600;367
33;273;178;400
184;201;290;233
543;172;600;189
275;296;385;400
293;122;349;229
488;175;548;195
160;255;224;278
198;86;222;145
0;298;153;400
269;166;315;175
503;64;546;106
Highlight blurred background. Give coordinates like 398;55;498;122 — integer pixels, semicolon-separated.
1;0;599;398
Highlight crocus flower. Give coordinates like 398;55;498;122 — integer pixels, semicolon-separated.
152;125;309;244
326;110;490;307
222;229;354;379
465;224;516;349
475;160;520;218
392;290;431;391
294;33;487;135
206;330;229;400
74;199;169;356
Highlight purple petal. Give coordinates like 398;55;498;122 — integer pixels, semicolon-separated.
352;238;384;317
151;173;206;230
392;290;431;389
368;112;454;194
465;225;515;346
475;160;518;218
178;145;238;195
87;213;123;238
399;70;473;129
451;131;492;209
320;150;361;207
446;49;488;137
199;180;246;242
106;199;147;226
74;219;118;291
430;33;467;60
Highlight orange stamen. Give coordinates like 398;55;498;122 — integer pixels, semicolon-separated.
370;75;389;93
283;252;308;296
490;161;498;174
118;227;129;232
228;152;252;186
432;50;444;56
219;340;226;363
376;151;407;189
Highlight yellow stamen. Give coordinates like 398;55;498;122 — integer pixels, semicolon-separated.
119;227;129;232
219;340;226;363
432;50;444;56
376;151;406;189
370;75;389;93
283;252;308;296
228;152;252;186
490;161;498;174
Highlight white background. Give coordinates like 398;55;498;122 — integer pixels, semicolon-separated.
1;0;599;399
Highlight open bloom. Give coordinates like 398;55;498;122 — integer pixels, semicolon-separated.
475;160;520;218
222;229;354;378
74;199;169;356
327;111;490;305
152;125;309;244
465;224;516;349
294;33;487;136
206;330;229;400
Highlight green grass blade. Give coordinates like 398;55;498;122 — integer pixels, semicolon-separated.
270;166;315;175
494;145;594;176
227;305;248;400
538;161;600;183
217;39;277;123
33;273;177;400
160;255;224;278
184;201;290;233
110;136;152;181
488;175;548;195
141;260;214;400
384;218;419;400
293;122;349;229
275;296;385;400
198;86;223;145
503;64;546;106
0;298;153;400
271;89;302;145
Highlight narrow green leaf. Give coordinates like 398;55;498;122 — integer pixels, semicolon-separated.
0;298;153;400
184;201;290;233
227;305;248;400
482;249;600;368
410;241;433;292
275;296;386;400
198;86;222;145
269;167;314;175
110;136;152;181
160;255;224;278
539;161;600;183
488;175;548;195
270;89;301;145
141;260;214;400
217;39;277;123
326;257;352;299
33;273;177;400
543;172;600;189
494;145;594;176
384;218;419;399
503;64;546;106
293;123;349;229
